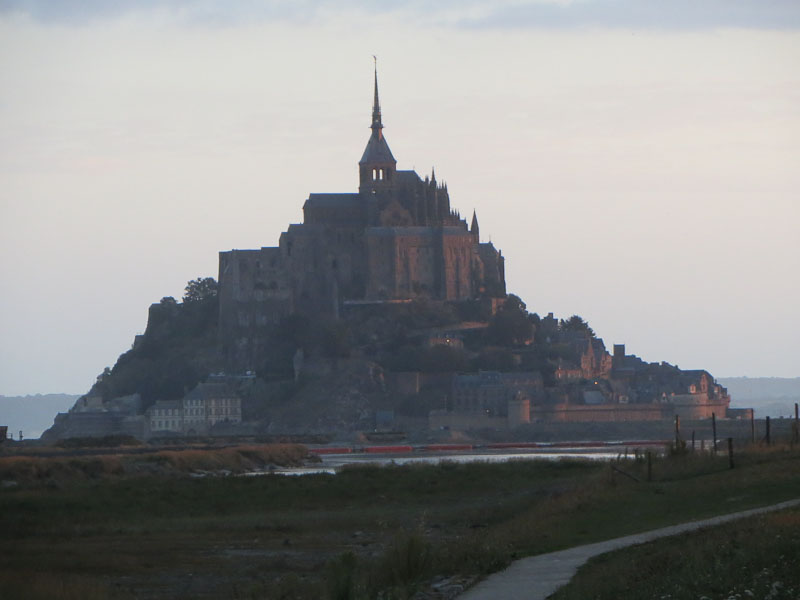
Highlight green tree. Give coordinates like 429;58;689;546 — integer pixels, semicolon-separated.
183;277;218;303
488;294;534;346
560;315;595;338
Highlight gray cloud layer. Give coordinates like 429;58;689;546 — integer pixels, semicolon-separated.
2;0;799;29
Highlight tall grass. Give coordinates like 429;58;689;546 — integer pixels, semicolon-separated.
2;446;798;599
0;572;129;600
551;507;800;600
0;443;310;484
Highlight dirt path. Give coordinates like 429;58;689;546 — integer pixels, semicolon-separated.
459;498;800;600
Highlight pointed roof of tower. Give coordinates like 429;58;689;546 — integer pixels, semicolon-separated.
360;58;396;166
371;59;382;131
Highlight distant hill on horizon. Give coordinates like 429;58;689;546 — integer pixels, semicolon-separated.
0;393;80;440
719;377;800;419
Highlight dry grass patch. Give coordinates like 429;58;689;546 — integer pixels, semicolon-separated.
0;443;311;484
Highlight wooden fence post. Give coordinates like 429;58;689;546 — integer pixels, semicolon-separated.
751;411;755;445
712;412;717;454
728;437;734;469
766;416;771;446
795;403;799;444
647;450;652;482
675;415;681;449
691;430;695;453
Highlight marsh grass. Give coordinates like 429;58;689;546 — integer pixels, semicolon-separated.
1;446;799;598
0;443;310;484
0;570;134;600
551;507;800;600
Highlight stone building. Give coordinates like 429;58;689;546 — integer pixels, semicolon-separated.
218;66;506;368
451;371;543;417
147;382;242;436
148;399;182;434
185;382;242;432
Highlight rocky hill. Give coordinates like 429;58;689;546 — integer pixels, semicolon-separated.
40;278;737;442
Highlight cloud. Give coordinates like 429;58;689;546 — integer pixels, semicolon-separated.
1;0;799;30
0;0;322;26
455;0;800;31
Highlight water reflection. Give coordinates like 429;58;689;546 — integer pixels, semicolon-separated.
261;447;638;477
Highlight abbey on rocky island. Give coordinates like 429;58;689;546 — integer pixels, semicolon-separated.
40;67;748;444
218;67;505;364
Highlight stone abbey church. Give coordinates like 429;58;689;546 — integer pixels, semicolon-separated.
218;68;506;363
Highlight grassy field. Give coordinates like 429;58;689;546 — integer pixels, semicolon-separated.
0;443;311;483
551;506;800;600
1;443;799;598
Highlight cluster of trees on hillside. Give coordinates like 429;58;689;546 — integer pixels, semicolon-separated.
357;295;598;380
90;277;220;408
90;276;602;409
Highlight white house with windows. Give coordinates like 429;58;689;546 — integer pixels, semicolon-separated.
148;400;183;433
146;382;242;436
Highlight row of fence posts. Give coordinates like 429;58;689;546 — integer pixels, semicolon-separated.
672;402;800;473
747;402;800;446
675;414;728;465
621;404;799;483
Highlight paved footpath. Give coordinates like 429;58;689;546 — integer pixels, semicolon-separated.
460;498;800;600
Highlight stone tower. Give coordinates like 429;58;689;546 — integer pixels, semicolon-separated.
359;61;397;195
218;65;507;369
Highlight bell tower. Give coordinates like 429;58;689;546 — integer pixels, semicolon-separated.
359;58;396;193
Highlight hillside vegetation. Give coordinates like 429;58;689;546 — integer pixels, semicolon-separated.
77;284;602;428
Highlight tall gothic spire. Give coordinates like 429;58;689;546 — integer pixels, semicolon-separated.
371;56;383;134
471;209;480;241
359;56;396;169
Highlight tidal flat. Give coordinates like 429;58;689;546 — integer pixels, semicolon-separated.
1;443;799;599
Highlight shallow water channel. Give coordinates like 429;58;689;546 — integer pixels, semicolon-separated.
253;446;650;476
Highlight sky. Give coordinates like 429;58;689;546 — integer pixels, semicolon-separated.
1;0;799;396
